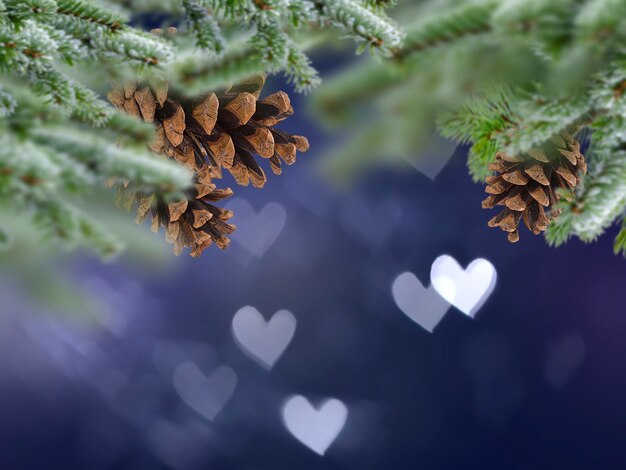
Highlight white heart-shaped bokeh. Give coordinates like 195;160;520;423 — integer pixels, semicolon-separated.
545;333;586;390
232;306;296;369
282;395;348;456
404;133;458;180
339;196;403;247
284;173;335;218
173;363;237;421
392;272;450;332
227;199;287;258
430;255;497;317
153;340;216;380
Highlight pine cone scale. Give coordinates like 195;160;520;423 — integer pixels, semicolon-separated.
135;87;156;122
504;191;526;211
189;93;219;135
555;164;577;187
231;123;275;158
502;168;528;185
528;184;550;206
219;93;257;128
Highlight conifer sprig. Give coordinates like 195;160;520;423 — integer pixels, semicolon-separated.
0;85;190;256
161;0;402;92
1;0;405;256
315;0;626;255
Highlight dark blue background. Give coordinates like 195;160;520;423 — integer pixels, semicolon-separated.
1;51;626;470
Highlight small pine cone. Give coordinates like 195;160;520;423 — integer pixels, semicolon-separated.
482;133;587;243
107;73;309;257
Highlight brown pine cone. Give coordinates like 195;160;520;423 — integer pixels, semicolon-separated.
107;74;309;257
482;133;587;243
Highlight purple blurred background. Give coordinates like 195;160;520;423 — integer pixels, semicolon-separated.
1;61;626;469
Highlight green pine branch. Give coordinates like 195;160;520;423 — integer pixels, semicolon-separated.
55;0;126;31
439;87;516;181
313;0;626;256
164;0;403;92
181;0;225;55
0;0;409;257
314;0;403;55
394;0;496;60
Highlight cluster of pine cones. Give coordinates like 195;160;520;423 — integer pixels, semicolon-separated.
108;73;308;257
108;25;585;256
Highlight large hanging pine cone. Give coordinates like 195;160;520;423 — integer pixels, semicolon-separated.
482;133;587;243
107;74;309;257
